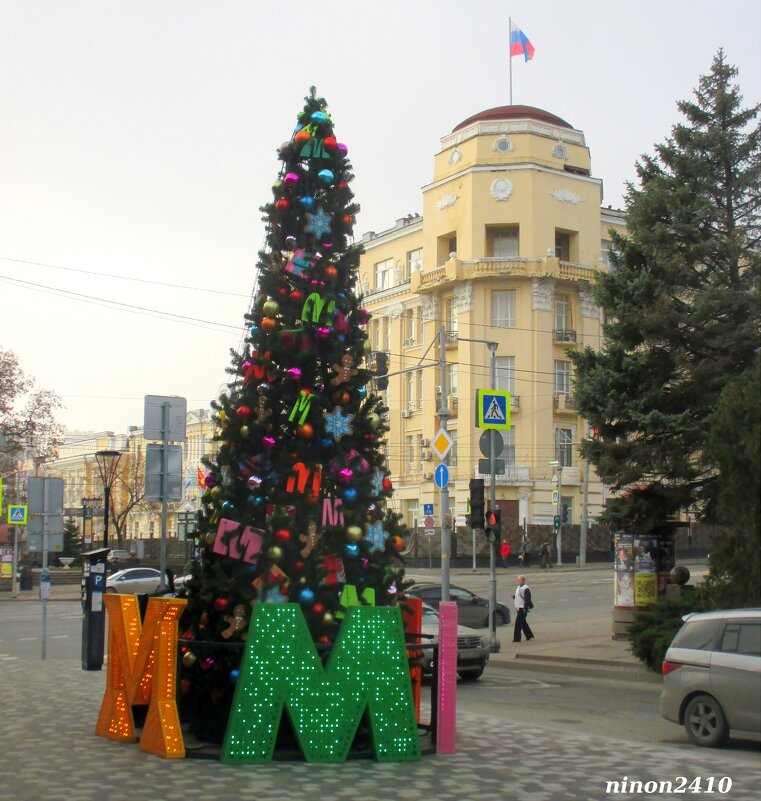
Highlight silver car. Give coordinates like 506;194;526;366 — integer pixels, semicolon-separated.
418;604;490;681
660;609;761;746
105;567;162;595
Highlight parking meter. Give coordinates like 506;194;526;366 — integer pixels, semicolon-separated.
81;548;110;671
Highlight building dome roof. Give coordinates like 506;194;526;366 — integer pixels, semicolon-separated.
452;105;573;133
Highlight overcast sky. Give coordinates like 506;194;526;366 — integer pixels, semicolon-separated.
1;0;759;436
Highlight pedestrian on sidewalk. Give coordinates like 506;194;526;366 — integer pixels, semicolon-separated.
512;575;534;642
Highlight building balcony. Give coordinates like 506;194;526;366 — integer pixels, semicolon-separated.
473;464;531;485
553;393;577;415
553;329;577;343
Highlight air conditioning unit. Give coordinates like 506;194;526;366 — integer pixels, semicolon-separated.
404;337;415;347
421;448;432;461
423;472;433;480
448;394;458;405
435;385;442;395
401;410;412;418
420;438;430;447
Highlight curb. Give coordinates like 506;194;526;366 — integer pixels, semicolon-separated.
488;654;662;683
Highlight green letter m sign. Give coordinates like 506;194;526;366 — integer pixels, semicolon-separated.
221;604;420;764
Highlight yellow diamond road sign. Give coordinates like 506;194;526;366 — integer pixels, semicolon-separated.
431;428;453;460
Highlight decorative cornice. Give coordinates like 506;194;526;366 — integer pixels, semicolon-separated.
435;194;460;210
550;189;583;204
453;281;473;313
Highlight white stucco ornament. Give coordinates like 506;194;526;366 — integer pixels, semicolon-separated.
435;194;460;210
550;189;582;204
490;178;514;201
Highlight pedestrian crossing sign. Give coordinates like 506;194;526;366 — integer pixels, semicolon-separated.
8;505;27;525
475;389;511;430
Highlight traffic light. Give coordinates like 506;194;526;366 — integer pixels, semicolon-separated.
485;507;501;544
374;351;389;390
553;514;561;531
561;503;570;524
468;479;485;529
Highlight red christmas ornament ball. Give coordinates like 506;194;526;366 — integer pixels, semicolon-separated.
324;264;338;280
275;198;289;210
261;316;277;331
275;528;291;544
290;289;305;304
389;535;405;553
293;560;305;574
214;597;230;613
323;136;338;151
313;602;325;616
382;477;393;492
237;405;252;421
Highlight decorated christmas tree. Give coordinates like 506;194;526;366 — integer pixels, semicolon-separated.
179;89;409;744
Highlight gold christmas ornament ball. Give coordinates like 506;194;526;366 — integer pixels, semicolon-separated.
367;413;381;430
182;651;197;668
240;425;249;437
267;546;283;562
323;612;334;625
263;299;280;316
346;525;363;543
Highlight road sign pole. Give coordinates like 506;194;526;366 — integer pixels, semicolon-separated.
438;325;451;602
487;342;500;653
159;401;170;591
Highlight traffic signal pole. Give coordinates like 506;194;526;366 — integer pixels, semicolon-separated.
438;325;451;603
486;342;500;652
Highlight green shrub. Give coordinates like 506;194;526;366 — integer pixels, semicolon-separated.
627;589;713;672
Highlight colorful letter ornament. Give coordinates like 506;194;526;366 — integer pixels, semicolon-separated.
96;594;187;758
222;604;421;763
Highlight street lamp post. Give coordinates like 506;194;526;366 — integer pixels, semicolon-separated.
94;450;122;550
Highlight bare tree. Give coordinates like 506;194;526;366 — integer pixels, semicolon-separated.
110;439;146;548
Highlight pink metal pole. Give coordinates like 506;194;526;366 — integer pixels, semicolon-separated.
436;601;458;753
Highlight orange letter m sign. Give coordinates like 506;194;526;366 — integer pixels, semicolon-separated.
96;594;187;758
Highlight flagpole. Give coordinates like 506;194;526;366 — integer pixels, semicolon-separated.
508;17;513;105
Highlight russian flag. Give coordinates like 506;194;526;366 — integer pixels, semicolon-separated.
510;21;535;62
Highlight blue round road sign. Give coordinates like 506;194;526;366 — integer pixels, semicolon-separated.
434;463;449;489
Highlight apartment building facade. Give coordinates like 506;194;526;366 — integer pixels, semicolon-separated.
358;104;626;531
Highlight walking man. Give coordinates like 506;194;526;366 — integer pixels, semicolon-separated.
512;575;534;642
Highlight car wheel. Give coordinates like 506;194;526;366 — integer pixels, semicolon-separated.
459;668;484;682
684;694;728;747
494;610;507;627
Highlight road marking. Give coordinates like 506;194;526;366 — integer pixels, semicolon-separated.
18;637;36;641
51;635;69;639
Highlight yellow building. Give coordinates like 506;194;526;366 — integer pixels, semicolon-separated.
358;105;626;534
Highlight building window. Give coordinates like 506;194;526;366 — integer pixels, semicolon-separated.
488;226;519;258
554;294;573;333
554;360;571;395
447;363;459;397
448;429;458;467
501;427;516;465
406;248;422;277
406;434;419;471
445;298;458;339
492;290;516;328
438;232;457;264
555;232;570;261
406;371;415;409
556;428;573;466
404;307;420;345
382;316;391;353
495;356;515;393
600;239;612;268
374;258;393;290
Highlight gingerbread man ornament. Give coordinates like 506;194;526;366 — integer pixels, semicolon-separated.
299;520;322;558
330;353;358;386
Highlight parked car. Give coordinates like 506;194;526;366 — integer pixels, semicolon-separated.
105;567;163;595
407;583;511;628
416;604;490;681
660;609;761;747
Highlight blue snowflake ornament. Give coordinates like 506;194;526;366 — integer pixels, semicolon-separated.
323;406;354;441
305;206;333;239
365;522;389;553
370;469;384;497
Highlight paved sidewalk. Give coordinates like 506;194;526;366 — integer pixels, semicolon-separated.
1;655;758;801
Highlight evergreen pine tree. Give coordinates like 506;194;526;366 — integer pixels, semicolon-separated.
61;516;82;562
179;89;408;743
571;51;760;530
